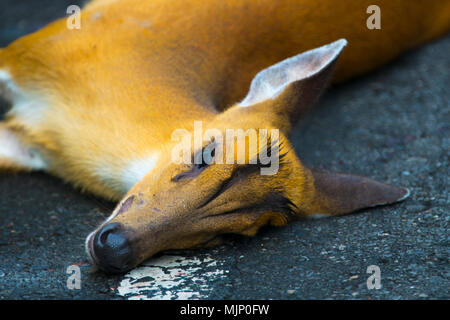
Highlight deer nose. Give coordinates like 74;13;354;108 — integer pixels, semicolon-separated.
91;222;133;273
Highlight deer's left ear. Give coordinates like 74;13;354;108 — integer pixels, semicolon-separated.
301;170;410;216
238;39;347;131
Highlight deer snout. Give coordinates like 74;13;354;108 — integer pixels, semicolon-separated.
87;222;135;273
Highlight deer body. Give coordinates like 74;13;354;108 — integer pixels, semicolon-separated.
0;0;449;273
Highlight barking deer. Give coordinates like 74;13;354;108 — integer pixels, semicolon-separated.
0;0;449;273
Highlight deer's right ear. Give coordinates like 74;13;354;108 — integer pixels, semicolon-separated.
238;39;347;130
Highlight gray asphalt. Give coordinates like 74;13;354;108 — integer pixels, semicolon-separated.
0;1;449;299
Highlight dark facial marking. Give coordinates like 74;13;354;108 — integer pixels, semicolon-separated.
205;190;297;219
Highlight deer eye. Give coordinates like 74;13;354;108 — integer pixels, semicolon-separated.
172;144;215;182
196;146;215;168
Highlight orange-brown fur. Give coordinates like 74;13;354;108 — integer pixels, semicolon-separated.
0;0;449;272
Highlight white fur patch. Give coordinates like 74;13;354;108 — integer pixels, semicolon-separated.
0;70;48;126
121;153;160;190
0;70;18;102
239;39;347;107
0;128;47;170
92;153;159;196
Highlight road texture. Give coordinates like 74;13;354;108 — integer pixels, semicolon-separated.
0;0;448;299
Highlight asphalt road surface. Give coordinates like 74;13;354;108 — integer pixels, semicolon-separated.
0;1;448;299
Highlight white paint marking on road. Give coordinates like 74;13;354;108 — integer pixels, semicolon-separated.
116;254;227;300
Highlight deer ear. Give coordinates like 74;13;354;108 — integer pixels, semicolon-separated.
304;171;410;216
238;39;347;127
